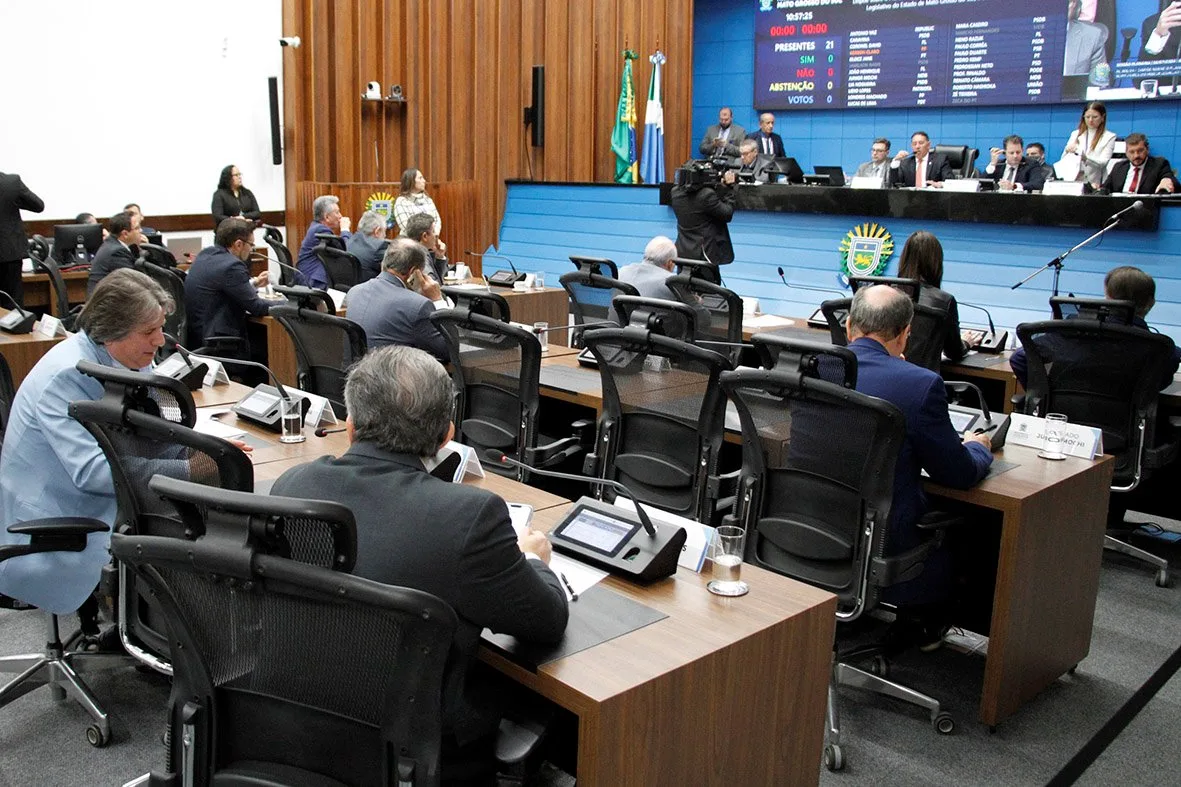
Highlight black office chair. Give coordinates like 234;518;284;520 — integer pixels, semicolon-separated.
270;304;368;417
823;277;950;373
138;243;181;271
1017;318;1180;586
934;144;979;179
27;234;50;264
30;256;83;332
0;352;13;442
317;243;364;291
559;270;639;347
112;476;460;787
611;295;700;342
720;365;957;771
673;257;723;285
582;326;734;523
568;255;618;278
263;231;299;286
430;310;589;480
1049;295;1136;323
442;285;512;323
751;333;858;387
134;259;188;348
666;274;744;360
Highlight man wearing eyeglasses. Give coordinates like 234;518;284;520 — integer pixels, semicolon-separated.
855;138;893;186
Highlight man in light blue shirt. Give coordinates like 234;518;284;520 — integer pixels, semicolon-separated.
617;235;678;301
0;269;172;616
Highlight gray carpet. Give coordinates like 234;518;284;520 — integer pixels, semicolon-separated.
2;533;1180;786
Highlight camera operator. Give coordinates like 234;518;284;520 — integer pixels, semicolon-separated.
670;160;737;266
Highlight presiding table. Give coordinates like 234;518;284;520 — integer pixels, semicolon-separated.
194;392;838;784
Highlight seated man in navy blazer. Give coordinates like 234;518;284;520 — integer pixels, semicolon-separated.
1101;132;1178;195
847;285;993;621
983;134;1048;192
271;345;568;781
888;131;954;188
87;210;142;296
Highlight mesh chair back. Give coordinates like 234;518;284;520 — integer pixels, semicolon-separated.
1017;319;1176;488
611;295;699;343
112;479;450;787
721;367;905;620
1049;296;1136;323
31;256;74;328
134;260;188;344
441;286;512;323
270;305;368;417
264;235;297;285
559;270;639;347
673;258;723;284
76;360;196;426
751;333;857;387
584;327;733;521
430;310;540;479
318;245;364;291
665;274;744;357
569;255;618;278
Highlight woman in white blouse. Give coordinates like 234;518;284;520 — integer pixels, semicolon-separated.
393;168;443;237
1062;101;1116;188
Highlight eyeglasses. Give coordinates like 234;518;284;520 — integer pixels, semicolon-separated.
872;147;888;154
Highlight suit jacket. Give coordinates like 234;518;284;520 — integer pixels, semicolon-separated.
698;123;747;158
745;130;785;158
1102;156;1177;195
1064;20;1108;77
738;153;778;185
345;271;449;360
917;284;968;363
87;236;137;295
849;338;992;603
1061;128;1116;186
297;221;352;289
617;261;676;300
984;158;1048;191
210;186;262;228
854;160;891;186
0;172;44;262
183;245;273;352
344;232;389;281
889;153;955;187
270;442;568;741
670;184;735;265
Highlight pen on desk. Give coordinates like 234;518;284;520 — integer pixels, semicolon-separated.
559;572;578;602
974;424;998;435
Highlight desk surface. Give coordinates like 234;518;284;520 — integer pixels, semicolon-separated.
197;394;836;784
0;312;65;389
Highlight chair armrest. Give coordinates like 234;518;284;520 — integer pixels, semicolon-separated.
914;510;966;532
1010;392;1026;412
707;468;742;499
582;452;599;477
524;436;583;468
870;540;937;588
1;518;108;563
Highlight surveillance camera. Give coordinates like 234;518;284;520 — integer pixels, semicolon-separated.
279;36;301;48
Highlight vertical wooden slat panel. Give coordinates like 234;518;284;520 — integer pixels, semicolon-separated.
283;0;693;246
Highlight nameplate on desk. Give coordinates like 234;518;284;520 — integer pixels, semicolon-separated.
188;354;231;386
612;497;713;573
1006;413;1103;459
849;176;884;190
1043;180;1085;196
301;391;339;426
942;179;981;193
36;314;64;338
424;440;485;482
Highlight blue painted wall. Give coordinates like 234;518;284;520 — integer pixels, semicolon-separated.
693;0;1181;173
491;183;1181;345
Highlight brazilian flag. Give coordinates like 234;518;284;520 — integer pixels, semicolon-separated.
611;50;639;184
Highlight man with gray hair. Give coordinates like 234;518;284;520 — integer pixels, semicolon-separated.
0;269;172;623
296;194;352;288
345;209;389;281
844;285;991;628
345;237;449;361
617;235;678;300
271;345;568;780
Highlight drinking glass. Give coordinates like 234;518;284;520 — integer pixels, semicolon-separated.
1038;413;1067;460
707;525;749;597
279;396;306;444
533;322;549;354
534;271;546;289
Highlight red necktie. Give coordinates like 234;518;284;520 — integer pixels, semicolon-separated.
1129;166;1141;193
916;157;926;188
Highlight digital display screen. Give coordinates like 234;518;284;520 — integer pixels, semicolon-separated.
948;408;979;432
754;0;1179;110
554;506;640;557
237;389;279;417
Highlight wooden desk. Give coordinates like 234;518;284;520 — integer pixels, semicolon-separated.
21;269;88;316
191;381;253;408
0;314;66;389
201;399;836;784
927;445;1114;727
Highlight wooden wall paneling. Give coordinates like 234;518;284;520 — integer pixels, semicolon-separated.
356;0;379;183
665;1;693;167
312;4;334;183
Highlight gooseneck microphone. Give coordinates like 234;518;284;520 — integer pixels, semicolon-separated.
0;290;37;334
467;250;525;286
466;250;519;276
956;301;997;338
314;425;348;437
1106;200;1145;224
776;267;846;298
167;335;295;404
487;450;656;537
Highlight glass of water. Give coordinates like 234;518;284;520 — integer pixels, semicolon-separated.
534;271;546;289
533;322;549;354
279;396;306;444
1038;413;1067;460
707;525;749;597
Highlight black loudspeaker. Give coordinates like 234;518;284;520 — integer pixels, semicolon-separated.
529;65;544;148
268;76;283;165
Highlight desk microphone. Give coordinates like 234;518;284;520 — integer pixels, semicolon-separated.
173;340;308;434
955;302;1009;354
467;250;525;286
1106;200;1145;224
0;290;36;334
486;450;656;537
160;334;211;390
314;425;348;437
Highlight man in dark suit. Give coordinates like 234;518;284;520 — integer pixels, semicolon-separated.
734;139;777;184
746;112;786;158
183;218;273;361
87;211;142;296
983;134;1048;192
847;285;993;608
401;211;450;283
0;171;44;306
345;210;389;281
889;131;955;188
697;107;747;160
671;162;737;265
1101;132;1177;194
1138;0;1181;80
271;345;568;781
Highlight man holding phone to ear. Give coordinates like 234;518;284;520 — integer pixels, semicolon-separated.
345;237;451;362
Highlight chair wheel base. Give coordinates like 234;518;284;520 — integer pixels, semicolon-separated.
933;712;955;735
1156;569;1171;588
87;723;109;747
824;743;845;771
